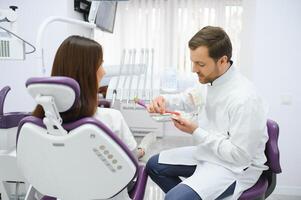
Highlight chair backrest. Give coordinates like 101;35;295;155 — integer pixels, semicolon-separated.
265;119;281;174
16;77;139;200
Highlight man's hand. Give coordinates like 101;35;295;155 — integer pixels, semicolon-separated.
171;115;198;134
147;96;166;114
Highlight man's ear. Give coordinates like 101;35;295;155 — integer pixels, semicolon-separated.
218;55;228;67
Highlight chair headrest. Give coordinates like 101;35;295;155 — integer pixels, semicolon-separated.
266;119;282;173
26;77;80;112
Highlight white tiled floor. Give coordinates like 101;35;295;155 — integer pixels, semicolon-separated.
137;136;301;200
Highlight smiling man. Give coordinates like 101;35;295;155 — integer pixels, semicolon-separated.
146;26;269;200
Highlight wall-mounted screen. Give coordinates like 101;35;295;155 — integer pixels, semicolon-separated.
95;1;117;33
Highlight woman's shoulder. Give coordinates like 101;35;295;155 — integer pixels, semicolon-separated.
93;108;124;130
94;107;123;118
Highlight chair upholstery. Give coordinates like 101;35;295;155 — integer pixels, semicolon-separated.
239;119;281;200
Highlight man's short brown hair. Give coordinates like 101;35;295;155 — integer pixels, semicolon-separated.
189;26;232;62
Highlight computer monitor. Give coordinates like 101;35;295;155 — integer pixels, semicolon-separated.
95;1;117;33
74;0;118;34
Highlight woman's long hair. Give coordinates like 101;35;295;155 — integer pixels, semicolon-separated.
32;35;103;122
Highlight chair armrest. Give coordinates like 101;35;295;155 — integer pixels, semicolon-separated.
129;165;148;200
0;112;30;129
239;175;268;200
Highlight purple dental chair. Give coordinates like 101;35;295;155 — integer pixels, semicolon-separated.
239;119;281;200
16;77;148;200
0;86;30;200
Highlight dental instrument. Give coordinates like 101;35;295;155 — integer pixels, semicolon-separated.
120;49;132;102
133;97;180;116
127;49;136;104
111;49;126;108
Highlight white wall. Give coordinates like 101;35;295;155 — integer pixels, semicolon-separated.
0;0;91;113
241;0;301;196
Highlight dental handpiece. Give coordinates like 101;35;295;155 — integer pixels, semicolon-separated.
112;49;126;107
150;48;154;100
120;49;132;102
142;49;149;100
127;49;136;105
135;48;145;100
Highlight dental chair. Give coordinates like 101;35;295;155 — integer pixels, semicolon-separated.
16;77;148;200
239;119;281;200
0;86;30;200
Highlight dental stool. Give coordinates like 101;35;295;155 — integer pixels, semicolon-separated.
0;86;30;200
239;119;281;200
16;77;148;200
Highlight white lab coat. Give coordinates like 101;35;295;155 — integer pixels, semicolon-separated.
159;67;269;199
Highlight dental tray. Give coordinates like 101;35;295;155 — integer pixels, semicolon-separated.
149;113;174;122
149;111;196;122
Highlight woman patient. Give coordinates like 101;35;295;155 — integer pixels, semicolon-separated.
32;35;155;159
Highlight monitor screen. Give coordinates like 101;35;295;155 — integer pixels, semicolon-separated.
95;1;118;33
